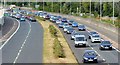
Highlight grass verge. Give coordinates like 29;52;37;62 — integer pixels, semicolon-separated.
36;16;78;63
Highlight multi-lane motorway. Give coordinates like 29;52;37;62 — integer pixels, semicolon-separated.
1;11;119;65
52;21;119;65
2;18;43;63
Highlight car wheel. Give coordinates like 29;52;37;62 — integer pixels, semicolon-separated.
71;38;73;40
83;44;86;47
75;44;78;47
99;47;102;50
109;47;112;50
89;36;91;39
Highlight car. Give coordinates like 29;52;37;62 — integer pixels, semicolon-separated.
45;15;50;19
88;31;98;39
61;18;67;22
66;28;74;34
72;22;78;27
63;26;71;33
78;25;86;31
71;32;81;40
74;35;87;47
91;34;101;43
29;17;36;22
56;20;62;24
99;41;112;50
20;16;25;21
83;50;98;63
63;23;69;29
59;22;64;28
57;16;62;20
15;14;22;19
67;20;74;25
50;16;57;22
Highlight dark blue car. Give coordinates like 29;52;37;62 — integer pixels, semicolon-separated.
68;20;74;25
72;22;78;27
61;18;67;22
83;50;98;63
78;25;86;31
99;41;112;50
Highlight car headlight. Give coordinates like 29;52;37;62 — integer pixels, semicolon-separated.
84;57;88;60
94;57;98;59
110;45;112;47
101;45;104;47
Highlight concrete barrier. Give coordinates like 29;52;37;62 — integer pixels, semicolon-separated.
0;9;4;26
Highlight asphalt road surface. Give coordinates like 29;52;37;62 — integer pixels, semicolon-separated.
2;17;14;36
50;13;119;48
53;22;119;65
2;18;43;64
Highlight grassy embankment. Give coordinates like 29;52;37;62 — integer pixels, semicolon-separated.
35;16;77;63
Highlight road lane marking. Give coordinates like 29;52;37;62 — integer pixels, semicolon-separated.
13;20;31;64
0;19;20;50
86;29;106;62
87;27;120;53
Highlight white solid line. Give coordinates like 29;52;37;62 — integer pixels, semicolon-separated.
13;20;31;64
0;18;20;50
87;27;120;53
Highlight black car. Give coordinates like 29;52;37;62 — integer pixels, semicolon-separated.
99;41;112;50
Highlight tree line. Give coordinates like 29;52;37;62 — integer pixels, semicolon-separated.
7;2;120;18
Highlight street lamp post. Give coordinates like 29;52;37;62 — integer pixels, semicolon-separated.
77;7;78;15
70;2;71;15
60;1;61;13
100;0;102;22
113;0;114;24
52;0;53;12
90;0;91;17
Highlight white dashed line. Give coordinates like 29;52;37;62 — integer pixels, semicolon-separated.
13;20;31;64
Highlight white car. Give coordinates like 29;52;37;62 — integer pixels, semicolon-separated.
63;27;70;33
74;35;87;47
63;23;69;29
56;20;62;24
91;34;101;43
71;32;81;40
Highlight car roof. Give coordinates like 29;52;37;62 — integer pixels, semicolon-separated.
75;35;85;37
101;41;111;44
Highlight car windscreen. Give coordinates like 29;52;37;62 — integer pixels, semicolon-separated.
76;37;85;41
85;51;96;56
92;35;100;37
102;41;111;44
79;25;85;28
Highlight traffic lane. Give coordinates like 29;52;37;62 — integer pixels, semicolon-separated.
88;40;118;63
56;26;103;63
2;20;30;63
55;24;118;64
73;27;118;63
72;18;118;45
2;17;14;36
16;20;43;63
50;13;118;45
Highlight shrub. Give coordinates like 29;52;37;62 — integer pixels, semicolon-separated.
49;25;57;37
53;38;65;58
35;16;45;21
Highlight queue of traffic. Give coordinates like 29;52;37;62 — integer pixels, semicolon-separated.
34;11;113;63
